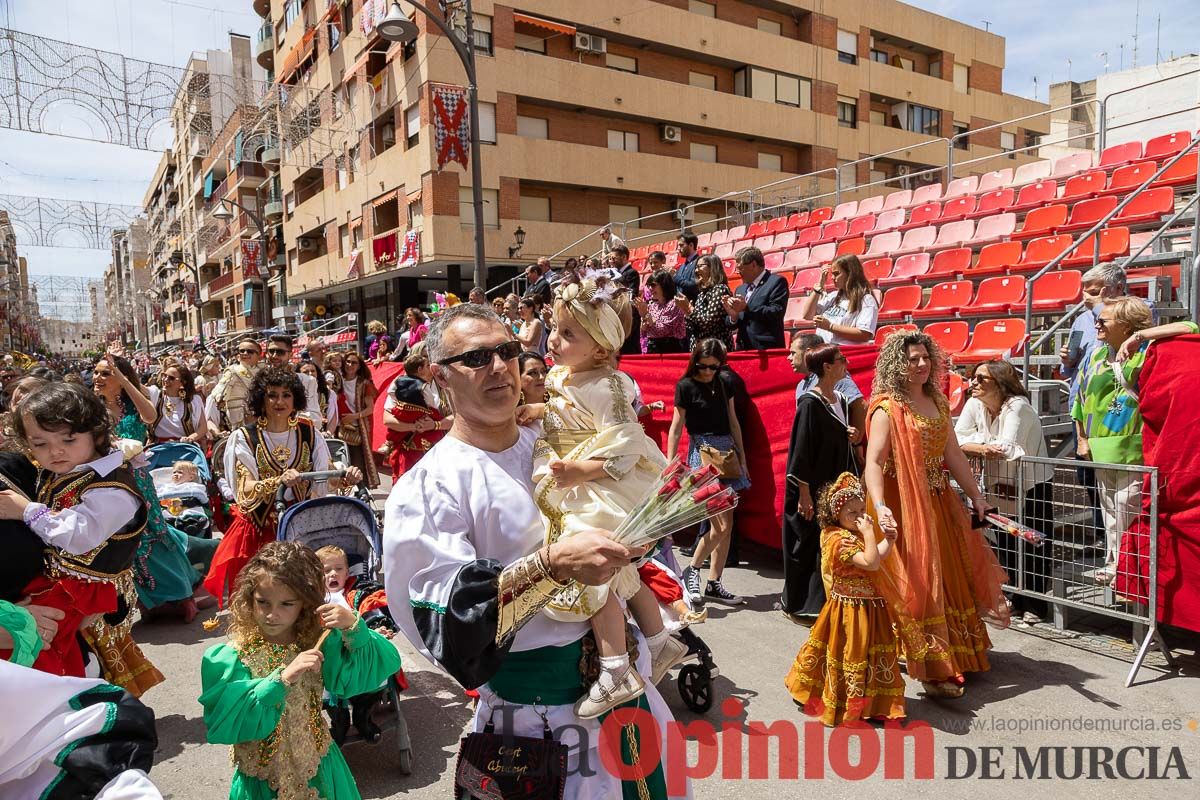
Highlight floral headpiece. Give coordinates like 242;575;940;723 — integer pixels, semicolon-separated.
823;471;865;522
554;269;626;353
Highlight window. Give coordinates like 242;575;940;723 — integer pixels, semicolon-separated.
757;19;782;36
456;14;493;56
477;102;497;144
953;122;969;150
609;204;639;224
758;152;782;171
349;145;360;176
897;57;914;71
607;130;639;152
837;96;857;129
520;195;551;222
405;104;420;147
408;200;423;230
283;0;301;30
460;187;499;227
837;30;858;64
1001;131;1016;157
515;32;546;53
953;63;969;93
606;53;637;74
906;104;941;137
517;115;548;139
1025;130;1040;150
735;67;811;109
339;224;349;258
688;0;715;17
690;142;717;163
870;49;888;64
688;71;717;90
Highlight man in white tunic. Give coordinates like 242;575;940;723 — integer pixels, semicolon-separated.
383;304;688;799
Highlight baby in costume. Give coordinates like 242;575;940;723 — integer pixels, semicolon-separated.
532;272;688;719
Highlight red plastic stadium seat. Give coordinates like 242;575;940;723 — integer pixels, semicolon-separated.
764;251;786;271
832;200;859;221
879;253;932;287
878;285;923;321
1014;234;1073;273
808;243;837;265
923;321;970;355
808;207;834;226
1051;152;1094;181
1062;226;1130;267
910;184;943;207
857;195;885;216
942;176;980;201
1058;196;1118;234
957;318;1027;363
836;237;867;257
961;276;1025;315
784;211;811;231
940;196;977;221
818;219;849;243
1100;161;1158;197
752;235;775;253
882;189;913;211
726;225;747;243
1114;186;1174;226
978;169;1014;193
864;231;901;259
784;296;810;328
870;208;907;234
911;280;973;319
772;230;798;252
1060;170;1108;203
796;226;822;247
900;202;942;231
1142;131;1192;162
928;247;972;279
892;226;937;257
1013;160;1053;187
664;239;679;253
971;240;1023;277
1010;179;1058;213
723;260;738;280
714;242;734;260
967;213;1016;247
696;232;713;249
1099;141;1144;169
709;229;731;246
845;214;877;239
1016;269;1083;312
784;247;811;270
1014;204;1067;239
967;188;1016;219
1151;153;1197;189
931;220;975;251
746;220;770;239
862;257;894;284
874;323;917;345
765;216;788;235
948;371;969;415
791;267;822;294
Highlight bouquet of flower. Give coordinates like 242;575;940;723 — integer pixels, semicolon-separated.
611;459;739;549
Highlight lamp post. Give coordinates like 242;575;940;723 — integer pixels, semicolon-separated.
377;0;487;289
169;250;206;349
210;198;275;333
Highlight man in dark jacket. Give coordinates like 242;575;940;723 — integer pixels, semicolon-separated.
524;263;552;306
610;245;643;355
724;246;788;350
673;231;701;301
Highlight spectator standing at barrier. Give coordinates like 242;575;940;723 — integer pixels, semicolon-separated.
798;254;880;345
468;286;487;305
673;231;702;301
677;254;734;350
864;331;1011;699
636;270;688;354
1071;297;1197;585
524;263;553;307
404;307;430;348
724;247;788;350
789;331;866;428
338;351;380;490
955;360;1054;625
599;224;625;256
781;343;862;622
610;245;645;356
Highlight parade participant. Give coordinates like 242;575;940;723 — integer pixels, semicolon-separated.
531;274;687;718
202;368;362;605
209;337;262;434
784;473;939;726
384;303;685;798
337;351;379;489
300;361;339;435
266;334;324;427
380;344;450;478
0;600;163;800
199;542;400;800
864;331;1010;699
0;383;163;694
147;363;208;444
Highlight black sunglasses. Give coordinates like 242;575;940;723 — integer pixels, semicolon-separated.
438;340;523;368
695;363;721;372
237;348;258;355
267;348;290;355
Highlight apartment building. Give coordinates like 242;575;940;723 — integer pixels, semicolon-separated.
251;0;1049;332
102;221;151;347
0;211;39;353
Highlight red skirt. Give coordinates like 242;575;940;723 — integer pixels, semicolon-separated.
18;575;116;677
203;507;276;606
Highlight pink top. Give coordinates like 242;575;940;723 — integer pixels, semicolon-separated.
643;297;686;342
408;323;428;345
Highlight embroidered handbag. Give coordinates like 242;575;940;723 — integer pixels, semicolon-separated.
454;714;566;800
338;417;363;446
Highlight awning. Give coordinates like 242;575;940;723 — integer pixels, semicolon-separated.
342;50;370;82
371;189;399;207
405;189;421;205
512;12;575;36
276;26;319;84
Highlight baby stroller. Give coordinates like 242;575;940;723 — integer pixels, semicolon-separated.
275;486;413;775
325;437;381;525
145;441;214;539
640;554;720;714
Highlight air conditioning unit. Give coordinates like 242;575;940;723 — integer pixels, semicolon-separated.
297;237;318;253
573;32;607;54
671;199;695;221
660;124;683;143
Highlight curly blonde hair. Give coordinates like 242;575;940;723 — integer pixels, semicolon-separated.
226;541;326;649
871;330;948;401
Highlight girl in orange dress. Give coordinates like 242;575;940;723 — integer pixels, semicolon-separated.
785;473;937;726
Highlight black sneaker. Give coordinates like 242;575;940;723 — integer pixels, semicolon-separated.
704;580;745;605
681;566;703;604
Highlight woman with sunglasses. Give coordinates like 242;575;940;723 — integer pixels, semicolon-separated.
208;337;261;435
147;363;207;445
338;351;380;489
666;338;749;606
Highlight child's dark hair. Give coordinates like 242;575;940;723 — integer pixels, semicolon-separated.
226;541;325;648
13;383;113;455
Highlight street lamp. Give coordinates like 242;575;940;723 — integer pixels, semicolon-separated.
210;198;274;332
508;226;526;258
377;0;488;289
170;250;206;349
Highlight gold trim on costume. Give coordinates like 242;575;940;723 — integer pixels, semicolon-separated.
495;550;572;647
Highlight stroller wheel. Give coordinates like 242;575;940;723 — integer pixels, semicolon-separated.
677;664;713;713
396;746;413;775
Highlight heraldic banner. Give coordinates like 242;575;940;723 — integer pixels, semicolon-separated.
431;83;470;170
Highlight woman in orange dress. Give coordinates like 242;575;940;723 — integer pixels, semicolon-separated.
863;331;1010;699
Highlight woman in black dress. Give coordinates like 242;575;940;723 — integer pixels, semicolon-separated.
678;255;734;350
781;343;861;621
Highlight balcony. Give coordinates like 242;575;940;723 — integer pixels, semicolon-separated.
256;22;274;69
204;270;236;299
371;229;399;269
234;162;267;188
263;200;284;221
253;0;269;18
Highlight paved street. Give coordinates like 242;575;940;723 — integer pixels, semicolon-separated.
138;519;1200;799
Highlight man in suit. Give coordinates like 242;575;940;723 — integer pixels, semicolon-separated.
724;246;788;350
524;263;552;306
609;244;644;355
672;231;702;301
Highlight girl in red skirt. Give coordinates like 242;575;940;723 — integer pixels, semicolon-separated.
203;367;362;606
380;345;451;478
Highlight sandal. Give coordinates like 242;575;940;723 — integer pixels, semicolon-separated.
921;680;965;699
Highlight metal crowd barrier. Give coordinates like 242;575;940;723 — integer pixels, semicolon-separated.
963;453;1170;687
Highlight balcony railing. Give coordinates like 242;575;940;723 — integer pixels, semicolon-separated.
235;162;267;184
205;271;235;295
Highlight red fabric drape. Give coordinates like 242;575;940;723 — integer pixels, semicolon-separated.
368;346;878;551
1114;335;1200;633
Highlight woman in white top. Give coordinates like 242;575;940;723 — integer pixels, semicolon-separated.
514;296;546;355
146;363;208;444
798;254;880;345
954;359;1053;625
299;360;339;434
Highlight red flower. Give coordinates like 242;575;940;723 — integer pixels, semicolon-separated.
657;477;682;497
706;493;736;513
692;483;721;503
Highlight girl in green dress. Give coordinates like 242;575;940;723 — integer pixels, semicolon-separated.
199;541;401;800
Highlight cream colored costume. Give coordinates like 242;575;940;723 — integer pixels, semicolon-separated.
208;362;260;430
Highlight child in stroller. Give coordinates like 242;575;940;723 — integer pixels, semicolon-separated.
153;461;211;538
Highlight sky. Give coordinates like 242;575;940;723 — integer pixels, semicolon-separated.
1;0;1198;280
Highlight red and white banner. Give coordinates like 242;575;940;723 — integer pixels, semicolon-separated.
399;231;419;267
431;83;470;170
241;239;263;280
184;281;198;306
347;248;362;279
